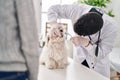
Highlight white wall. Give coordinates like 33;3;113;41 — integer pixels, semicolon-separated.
107;0;120;47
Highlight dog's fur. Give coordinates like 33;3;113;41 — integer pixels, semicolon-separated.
40;27;68;69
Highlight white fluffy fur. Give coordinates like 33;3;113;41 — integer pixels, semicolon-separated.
40;27;68;69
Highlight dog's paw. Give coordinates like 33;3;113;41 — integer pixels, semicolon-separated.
57;64;66;69
57;66;65;69
46;64;57;69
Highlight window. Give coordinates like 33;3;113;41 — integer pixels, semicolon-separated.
40;0;77;40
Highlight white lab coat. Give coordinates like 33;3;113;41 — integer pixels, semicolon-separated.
48;4;118;78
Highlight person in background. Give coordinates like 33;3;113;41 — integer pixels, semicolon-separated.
47;3;118;78
0;0;39;80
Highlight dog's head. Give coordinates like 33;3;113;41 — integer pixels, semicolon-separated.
45;25;66;45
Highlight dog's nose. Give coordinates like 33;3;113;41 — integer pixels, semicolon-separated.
60;30;63;32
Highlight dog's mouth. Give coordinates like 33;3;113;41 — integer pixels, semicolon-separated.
56;34;63;38
60;35;63;38
50;33;64;40
60;33;64;38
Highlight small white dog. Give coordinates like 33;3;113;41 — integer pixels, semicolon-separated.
40;26;68;69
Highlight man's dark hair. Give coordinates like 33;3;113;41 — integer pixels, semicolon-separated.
74;12;103;36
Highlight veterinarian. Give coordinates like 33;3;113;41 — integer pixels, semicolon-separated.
47;3;118;78
0;0;39;80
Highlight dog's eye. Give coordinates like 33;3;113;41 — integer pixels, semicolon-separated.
60;30;63;32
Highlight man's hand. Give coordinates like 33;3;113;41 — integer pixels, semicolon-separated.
70;36;89;47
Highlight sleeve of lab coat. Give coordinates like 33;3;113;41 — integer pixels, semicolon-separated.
47;4;88;22
83;20;118;60
73;46;87;63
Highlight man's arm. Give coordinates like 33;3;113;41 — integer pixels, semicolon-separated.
47;4;88;23
16;0;39;80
